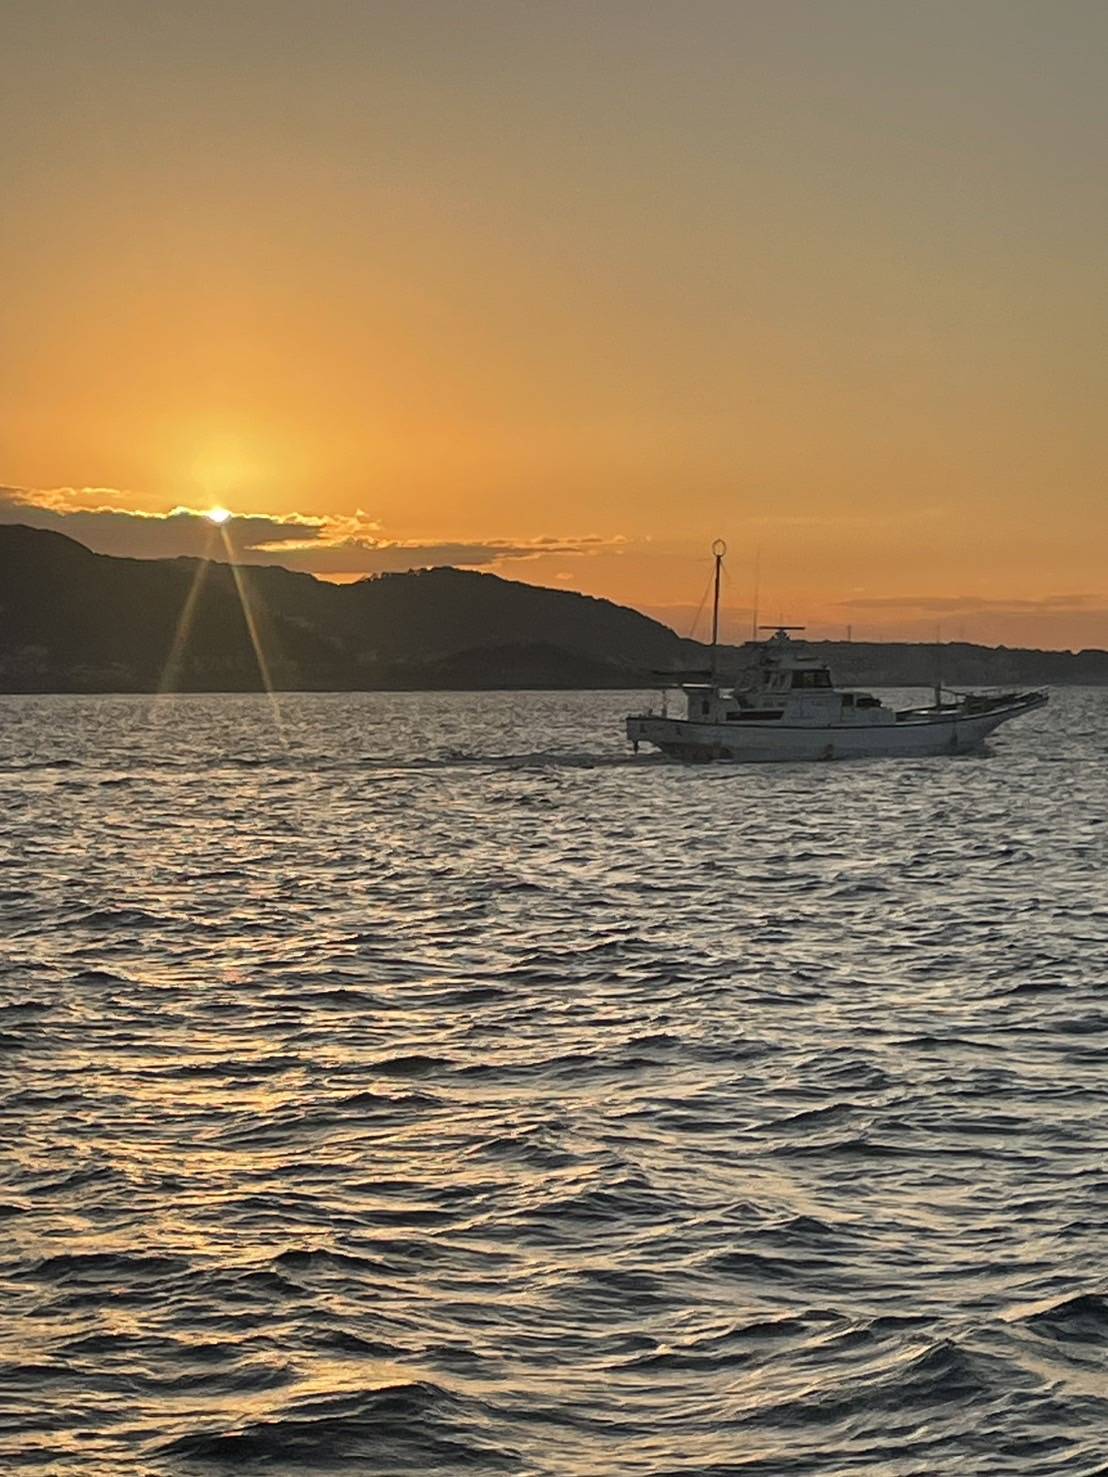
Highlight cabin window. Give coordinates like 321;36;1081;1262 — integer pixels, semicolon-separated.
701;700;710;716
790;670;832;689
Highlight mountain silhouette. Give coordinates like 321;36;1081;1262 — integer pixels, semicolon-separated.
0;525;1104;693
0;525;697;691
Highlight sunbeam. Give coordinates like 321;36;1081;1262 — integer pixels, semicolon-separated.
154;523;218;700
218;524;287;747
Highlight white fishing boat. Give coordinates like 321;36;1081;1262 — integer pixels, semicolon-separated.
627;543;1048;762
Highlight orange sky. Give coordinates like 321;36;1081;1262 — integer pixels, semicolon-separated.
2;1;1106;649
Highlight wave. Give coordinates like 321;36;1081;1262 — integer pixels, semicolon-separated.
23;1251;188;1282
370;1053;454;1077
72;906;178;930
158;1381;520;1469
746;1338;1001;1432
1020;1293;1108;1341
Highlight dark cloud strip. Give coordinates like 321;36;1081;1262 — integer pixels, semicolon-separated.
0;488;618;576
0;491;319;561
837;593;1098;614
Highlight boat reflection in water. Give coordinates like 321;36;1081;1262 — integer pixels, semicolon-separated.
627;545;1048;763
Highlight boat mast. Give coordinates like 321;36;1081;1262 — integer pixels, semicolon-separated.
710;538;726;676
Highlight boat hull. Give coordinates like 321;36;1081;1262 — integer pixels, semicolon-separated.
627;693;1047;763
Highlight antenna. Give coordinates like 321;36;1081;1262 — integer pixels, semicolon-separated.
751;547;761;641
710;539;726;675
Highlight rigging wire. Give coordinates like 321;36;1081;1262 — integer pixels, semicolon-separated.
685;563;716;642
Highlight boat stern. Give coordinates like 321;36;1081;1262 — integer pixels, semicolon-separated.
626;713;654;751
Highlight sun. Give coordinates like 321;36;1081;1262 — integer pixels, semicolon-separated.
206;506;232;525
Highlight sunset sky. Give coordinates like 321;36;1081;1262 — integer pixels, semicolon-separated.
2;0;1106;648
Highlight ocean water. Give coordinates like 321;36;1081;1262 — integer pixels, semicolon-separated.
1;687;1106;1476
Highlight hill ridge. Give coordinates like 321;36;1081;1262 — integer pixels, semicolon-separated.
0;524;1104;692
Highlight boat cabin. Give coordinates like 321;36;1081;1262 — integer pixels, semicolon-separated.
678;629;892;727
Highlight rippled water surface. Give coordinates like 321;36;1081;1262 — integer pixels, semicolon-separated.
2;689;1106;1475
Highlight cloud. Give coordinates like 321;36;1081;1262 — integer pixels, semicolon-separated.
0;486;621;577
263;536;618;576
0;486;327;560
836;593;1099;614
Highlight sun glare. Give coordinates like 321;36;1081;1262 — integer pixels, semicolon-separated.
206;506;232;525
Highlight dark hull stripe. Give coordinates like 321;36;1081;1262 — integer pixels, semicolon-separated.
634;698;1044;735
